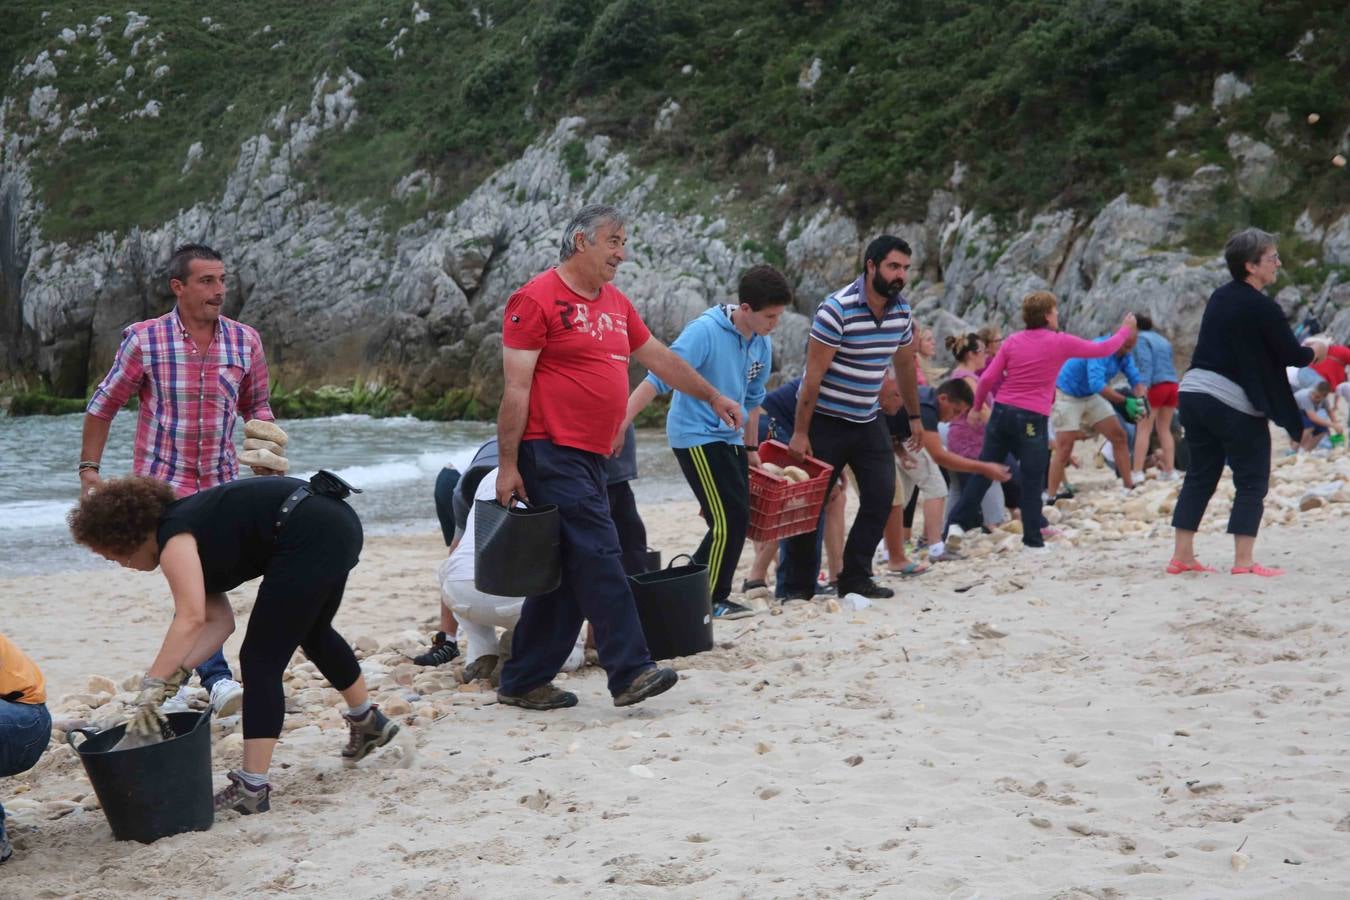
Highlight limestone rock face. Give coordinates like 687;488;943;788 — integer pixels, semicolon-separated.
0;69;1337;410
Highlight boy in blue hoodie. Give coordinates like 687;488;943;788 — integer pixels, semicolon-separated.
620;266;792;619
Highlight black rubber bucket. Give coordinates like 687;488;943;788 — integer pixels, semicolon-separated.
67;711;214;843
629;555;714;660
474;499;562;597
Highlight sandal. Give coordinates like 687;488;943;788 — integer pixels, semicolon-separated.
886;561;929;577
1231;563;1285;577
1166;558;1217;575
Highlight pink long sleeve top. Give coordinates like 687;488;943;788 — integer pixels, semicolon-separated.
973;325;1131;416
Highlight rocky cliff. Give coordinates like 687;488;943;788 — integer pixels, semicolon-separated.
3;53;1348;409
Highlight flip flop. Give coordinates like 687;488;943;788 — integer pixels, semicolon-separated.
1166;558;1217;575
886;561;929;577
1231;563;1285;577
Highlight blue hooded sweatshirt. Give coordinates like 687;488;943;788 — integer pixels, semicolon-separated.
1056;337;1143;398
645;305;773;449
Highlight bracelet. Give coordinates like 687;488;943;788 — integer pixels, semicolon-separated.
78;460;100;473
908;414;922;420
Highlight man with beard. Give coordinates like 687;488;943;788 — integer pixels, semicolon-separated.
782;235;924;601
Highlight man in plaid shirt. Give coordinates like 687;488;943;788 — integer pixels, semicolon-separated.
79;243;278;716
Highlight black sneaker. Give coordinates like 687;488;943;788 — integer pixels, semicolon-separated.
0;830;12;865
214;770;271;815
413;631;460;667
342;706;400;761
839;579;894;599
713;600;756;620
613;667;678;707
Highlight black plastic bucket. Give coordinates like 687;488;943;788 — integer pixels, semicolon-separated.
629;555;714;660
474;499;562;597
67;711;214;843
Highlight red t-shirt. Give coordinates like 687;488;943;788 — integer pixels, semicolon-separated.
502;269;651;455
1311;345;1350;389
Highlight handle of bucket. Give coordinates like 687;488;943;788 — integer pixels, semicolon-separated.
668;553;695;568
65;725;103;749
489;495;534;511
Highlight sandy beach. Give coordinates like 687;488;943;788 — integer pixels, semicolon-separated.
3;444;1350;898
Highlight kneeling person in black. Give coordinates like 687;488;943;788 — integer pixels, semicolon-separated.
68;475;397;816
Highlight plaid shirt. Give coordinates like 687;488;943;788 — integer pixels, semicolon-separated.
87;308;274;497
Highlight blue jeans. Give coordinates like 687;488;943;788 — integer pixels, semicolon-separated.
499;440;655;697
1;699;52;841
196;649;232;691
948;402;1050;547
433;466;462;546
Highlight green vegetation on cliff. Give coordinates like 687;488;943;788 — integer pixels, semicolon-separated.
3;1;1347;243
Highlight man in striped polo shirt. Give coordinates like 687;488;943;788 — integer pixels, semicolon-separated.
783;235;924;601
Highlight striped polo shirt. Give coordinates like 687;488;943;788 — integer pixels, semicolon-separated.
810;276;913;422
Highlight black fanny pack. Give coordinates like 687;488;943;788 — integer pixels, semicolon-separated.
274;470;362;533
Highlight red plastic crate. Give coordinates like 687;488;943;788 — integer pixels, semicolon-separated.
747;439;835;542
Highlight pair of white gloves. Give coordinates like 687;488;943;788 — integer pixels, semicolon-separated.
114;666;193;750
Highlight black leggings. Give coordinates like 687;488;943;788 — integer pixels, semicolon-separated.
239;497;364;739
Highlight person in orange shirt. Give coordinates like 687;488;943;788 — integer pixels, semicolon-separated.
0;632;49;866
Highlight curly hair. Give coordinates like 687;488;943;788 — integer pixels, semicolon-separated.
944;332;983;362
68;477;176;554
1022;291;1058;329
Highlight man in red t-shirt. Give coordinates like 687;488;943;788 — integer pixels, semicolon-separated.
1310;344;1350;421
495;204;742;710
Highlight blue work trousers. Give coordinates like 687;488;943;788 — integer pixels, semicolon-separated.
499;441;655;697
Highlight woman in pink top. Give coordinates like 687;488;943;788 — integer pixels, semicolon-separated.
944;333;988;460
945;292;1136;551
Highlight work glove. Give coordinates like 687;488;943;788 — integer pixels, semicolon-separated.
1122;395;1149;424
118;667;192;748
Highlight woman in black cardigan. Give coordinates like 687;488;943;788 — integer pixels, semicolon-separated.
1168;228;1327;576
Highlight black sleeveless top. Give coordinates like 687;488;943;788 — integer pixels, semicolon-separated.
156;477;302;594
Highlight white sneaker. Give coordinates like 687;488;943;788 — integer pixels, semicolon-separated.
160;684;192;715
1130;471;1145;484
209;679;245;717
1022;544;1053;556
945;524;965;551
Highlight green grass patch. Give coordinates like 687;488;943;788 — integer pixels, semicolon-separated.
4;1;1346;245
5;391;90;417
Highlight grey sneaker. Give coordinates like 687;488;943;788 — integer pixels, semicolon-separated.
497;683;578;710
214;770;271;815
461;654;499;683
342;706;400;761
613;666;678;707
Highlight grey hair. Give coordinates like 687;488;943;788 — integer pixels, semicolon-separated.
166;243;223;285
1224;228;1276;282
559;204;626;262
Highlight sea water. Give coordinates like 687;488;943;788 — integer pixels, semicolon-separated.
0;413;689;577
